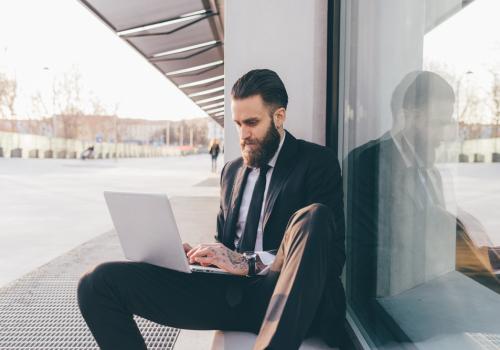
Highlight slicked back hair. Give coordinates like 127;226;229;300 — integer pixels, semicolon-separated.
231;69;288;114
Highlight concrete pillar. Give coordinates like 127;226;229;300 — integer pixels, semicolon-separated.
224;0;328;161
180;124;184;146
166;122;171;146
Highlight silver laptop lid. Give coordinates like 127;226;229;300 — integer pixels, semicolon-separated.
103;191;191;273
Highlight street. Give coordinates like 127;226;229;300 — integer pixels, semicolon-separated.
0;155;223;287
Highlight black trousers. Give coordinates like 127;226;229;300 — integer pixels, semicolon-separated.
77;203;345;350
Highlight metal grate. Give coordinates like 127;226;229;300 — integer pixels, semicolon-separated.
467;333;500;350
0;231;180;350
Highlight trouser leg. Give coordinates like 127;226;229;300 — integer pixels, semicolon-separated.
253;203;342;350
77;261;247;350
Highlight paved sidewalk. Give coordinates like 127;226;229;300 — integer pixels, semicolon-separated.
0;190;220;349
0;155;222;287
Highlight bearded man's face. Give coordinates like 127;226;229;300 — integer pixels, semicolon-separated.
231;95;282;168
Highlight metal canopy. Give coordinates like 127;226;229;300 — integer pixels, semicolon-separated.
79;0;225;126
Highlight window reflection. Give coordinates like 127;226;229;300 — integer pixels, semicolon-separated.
346;70;458;308
341;0;500;346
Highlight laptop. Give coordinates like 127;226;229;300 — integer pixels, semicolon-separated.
103;191;229;275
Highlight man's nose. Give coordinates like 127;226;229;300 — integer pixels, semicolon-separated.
240;126;251;140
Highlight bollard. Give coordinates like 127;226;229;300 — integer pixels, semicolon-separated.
97;153;103;159
29;149;39;158
459;154;469;163
492;153;500;163
44;150;54;159
473;153;485;163
0;147;4;157
68;151;77;159
56;150;67;159
10;148;23;158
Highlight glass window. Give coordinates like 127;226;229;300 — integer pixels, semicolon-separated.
340;0;500;348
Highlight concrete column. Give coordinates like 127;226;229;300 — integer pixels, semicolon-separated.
180;124;184;146
166;121;170;146
224;0;328;161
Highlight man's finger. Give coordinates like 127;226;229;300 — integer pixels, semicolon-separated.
187;242;222;257
194;256;217;265
189;248;216;263
187;244;203;257
183;243;193;254
190;247;216;258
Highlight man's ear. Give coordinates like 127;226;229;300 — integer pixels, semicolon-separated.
273;107;286;129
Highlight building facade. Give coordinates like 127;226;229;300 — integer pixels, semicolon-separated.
224;1;500;349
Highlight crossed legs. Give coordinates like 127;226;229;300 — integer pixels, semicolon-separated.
77;203;343;350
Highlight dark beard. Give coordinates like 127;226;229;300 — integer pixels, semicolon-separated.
241;122;281;168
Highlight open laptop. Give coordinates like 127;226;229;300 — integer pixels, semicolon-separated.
103;191;229;275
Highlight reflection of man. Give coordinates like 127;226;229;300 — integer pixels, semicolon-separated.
346;71;457;317
78;69;346;349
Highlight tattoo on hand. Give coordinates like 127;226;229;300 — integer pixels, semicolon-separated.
226;250;247;270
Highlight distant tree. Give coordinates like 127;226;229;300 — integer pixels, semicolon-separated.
0;72;17;118
30;90;49;118
424;61;480;125
489;69;500;150
89;94;108;115
53;66;85;116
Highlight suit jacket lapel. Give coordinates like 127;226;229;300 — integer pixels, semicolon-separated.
263;130;299;230
223;164;250;249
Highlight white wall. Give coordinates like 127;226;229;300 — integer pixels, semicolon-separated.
224;0;328;162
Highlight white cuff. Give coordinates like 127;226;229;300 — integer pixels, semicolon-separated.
255;251;276;275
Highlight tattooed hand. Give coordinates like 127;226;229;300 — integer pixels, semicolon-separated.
186;243;249;276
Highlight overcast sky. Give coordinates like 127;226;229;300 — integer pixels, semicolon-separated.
0;0;208;121
424;0;500;76
423;0;500;123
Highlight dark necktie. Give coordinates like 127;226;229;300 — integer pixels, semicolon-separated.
238;164;270;252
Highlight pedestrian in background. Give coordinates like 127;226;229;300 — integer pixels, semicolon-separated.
208;138;220;172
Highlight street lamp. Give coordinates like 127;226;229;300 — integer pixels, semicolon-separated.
42;67;56;155
456;70;473;159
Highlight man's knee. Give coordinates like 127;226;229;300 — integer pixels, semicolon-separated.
77;262;122;312
302;203;331;218
289;203;333;237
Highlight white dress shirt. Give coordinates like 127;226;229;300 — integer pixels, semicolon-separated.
234;132;286;269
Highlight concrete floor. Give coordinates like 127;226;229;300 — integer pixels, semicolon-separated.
452;163;500;246
2;157;499;287
1;156;498;349
0;154;224;288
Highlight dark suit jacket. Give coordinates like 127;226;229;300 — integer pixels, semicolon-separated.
216;130;346;344
217;130;344;253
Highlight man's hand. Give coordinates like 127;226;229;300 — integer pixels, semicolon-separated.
187;243;249;276
182;243;193;256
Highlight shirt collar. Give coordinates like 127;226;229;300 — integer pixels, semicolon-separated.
391;130;424;168
267;131;286;168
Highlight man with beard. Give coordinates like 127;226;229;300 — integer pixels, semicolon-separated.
77;69;346;349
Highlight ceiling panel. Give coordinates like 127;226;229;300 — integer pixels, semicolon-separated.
79;0;225;127
153;44;223;73
126;19;217;57
167;64;224;86
81;0;204;31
